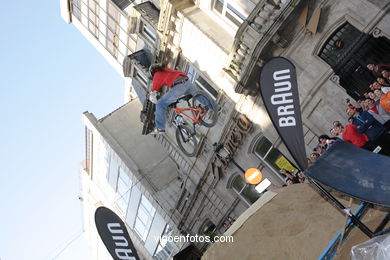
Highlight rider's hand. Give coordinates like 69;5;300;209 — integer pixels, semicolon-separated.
149;91;158;104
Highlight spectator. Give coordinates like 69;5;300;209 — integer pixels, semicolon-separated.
367;63;390;77
374;89;383;102
318;134;330;146
331;122;375;151
382;70;390;86
333;120;341;127
310;152;320;163
313;145;326;155
381;70;390;81
376;78;390;95
286;179;294;185
367;92;376;100
372;82;383;91
307;158;313;168
380;90;390;113
297;172;306;183
365;98;390;129
318;134;335;149
377;77;390;87
357;99;368;111
365;98;378;114
346;105;390;155
280;169;300;184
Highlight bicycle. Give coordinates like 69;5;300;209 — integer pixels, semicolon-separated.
169;91;219;157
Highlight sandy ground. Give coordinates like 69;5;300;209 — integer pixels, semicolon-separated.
201;183;382;260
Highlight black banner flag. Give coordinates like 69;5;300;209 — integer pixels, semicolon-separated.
259;57;307;170
95;206;140;260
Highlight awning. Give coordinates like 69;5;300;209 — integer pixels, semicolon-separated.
304;139;390;207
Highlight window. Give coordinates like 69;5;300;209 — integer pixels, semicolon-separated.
106;2;120;58
72;0;82;21
254;136;297;178
107;30;119;58
143;24;157;42
213;0;247;27
187;65;218;99
319;23;363;69
107;1;119;19
107;15;117;33
231;175;260;204
115;167;132;214
88;0;99;37
95;138;111;182
133;68;148;88
154;225;177;260
139;21;157;43
85;127;93;174
134;195;156;241
200;220;216;235
318;22;390;100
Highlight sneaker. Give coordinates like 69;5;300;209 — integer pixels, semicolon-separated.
151;128;166;135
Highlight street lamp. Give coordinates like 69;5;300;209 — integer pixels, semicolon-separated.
213;143;245;173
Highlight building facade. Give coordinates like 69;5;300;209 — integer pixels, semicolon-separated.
81;100;183;259
61;0;390;258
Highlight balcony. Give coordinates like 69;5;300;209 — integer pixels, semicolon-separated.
224;0;302;94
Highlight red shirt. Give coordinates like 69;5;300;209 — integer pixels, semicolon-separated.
152;68;188;92
342;124;369;147
369;106;378;114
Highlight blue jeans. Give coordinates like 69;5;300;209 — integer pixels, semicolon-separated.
155;80;219;130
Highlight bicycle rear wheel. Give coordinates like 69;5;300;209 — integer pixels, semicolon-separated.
191;92;218;128
175;125;198;157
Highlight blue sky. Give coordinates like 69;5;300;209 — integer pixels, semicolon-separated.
0;1;123;259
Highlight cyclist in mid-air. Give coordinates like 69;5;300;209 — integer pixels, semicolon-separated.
149;61;220;134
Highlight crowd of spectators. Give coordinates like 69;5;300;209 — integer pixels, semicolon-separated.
279;168;306;185
279;63;390;187
325;63;390;157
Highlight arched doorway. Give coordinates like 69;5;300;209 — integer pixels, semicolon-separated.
319;22;390;100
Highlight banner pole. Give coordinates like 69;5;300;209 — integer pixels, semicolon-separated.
309;178;374;238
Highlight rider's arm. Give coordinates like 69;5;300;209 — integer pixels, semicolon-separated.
151;80;161;92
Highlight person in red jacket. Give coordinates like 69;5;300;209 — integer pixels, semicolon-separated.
332;122;376;151
148;62;219;134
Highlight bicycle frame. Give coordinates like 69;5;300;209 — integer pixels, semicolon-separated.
174;107;204;125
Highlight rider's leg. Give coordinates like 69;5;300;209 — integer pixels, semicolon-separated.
155;83;189;130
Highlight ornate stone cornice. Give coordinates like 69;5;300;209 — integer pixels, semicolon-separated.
224;0;302;94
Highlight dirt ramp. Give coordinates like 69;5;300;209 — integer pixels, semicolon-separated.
202;184;360;260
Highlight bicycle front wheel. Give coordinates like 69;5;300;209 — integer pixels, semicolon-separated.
191;92;218;128
175;125;198;157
